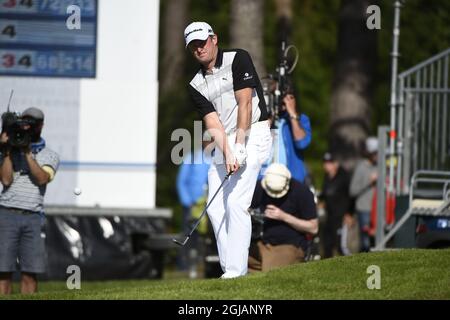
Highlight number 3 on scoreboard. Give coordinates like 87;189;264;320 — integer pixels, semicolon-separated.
1;0;32;7
2;0;17;8
2;54;15;68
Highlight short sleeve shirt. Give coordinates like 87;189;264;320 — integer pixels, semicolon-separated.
188;49;268;134
0;147;60;212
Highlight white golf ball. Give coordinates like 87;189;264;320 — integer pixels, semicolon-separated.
74;188;82;196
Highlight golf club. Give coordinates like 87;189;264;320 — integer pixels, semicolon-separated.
173;170;233;246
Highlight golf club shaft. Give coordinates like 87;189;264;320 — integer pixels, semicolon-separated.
186;170;233;238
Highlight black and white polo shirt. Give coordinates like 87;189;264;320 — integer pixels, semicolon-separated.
188;49;268;134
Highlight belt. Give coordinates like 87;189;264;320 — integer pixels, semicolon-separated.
251;120;270;129
0;206;35;215
224;120;270;137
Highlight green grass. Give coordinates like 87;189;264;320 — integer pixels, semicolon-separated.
2;249;450;300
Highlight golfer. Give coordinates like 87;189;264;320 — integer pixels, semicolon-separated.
185;21;272;278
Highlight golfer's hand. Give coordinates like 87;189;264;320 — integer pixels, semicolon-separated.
232;143;247;165
264;204;286;221
225;151;239;174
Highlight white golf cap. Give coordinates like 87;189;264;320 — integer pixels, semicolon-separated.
184;21;214;48
366;136;378;154
261;163;292;199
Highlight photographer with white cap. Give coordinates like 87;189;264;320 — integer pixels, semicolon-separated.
185;21;272;278
248;163;318;272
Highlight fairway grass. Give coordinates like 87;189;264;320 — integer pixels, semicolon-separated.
2;249;449;300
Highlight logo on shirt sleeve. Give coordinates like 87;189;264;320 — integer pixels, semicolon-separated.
243;72;253;81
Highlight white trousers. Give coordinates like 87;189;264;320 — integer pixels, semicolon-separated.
207;120;272;277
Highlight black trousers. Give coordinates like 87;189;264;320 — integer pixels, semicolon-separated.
323;212;343;258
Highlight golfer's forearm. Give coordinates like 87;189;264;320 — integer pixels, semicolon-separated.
203;113;231;156
235;101;252;145
203;139;215;150
235;88;253;145
283;214;319;235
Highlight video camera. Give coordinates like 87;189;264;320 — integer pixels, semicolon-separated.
263;41;299;122
1;90;36;148
1;111;36;148
249;207;265;240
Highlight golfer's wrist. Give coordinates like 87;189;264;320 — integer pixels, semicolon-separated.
224;149;234;158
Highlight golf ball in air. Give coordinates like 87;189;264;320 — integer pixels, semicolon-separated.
74;188;82;196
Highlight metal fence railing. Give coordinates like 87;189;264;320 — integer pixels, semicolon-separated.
393;48;450;196
375;48;450;249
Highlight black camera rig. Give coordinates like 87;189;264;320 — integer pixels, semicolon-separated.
1;90;36;148
249;207;265;241
263;41;299;122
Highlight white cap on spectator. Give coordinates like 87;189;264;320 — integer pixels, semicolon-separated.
261;163;291;198
366;137;378;153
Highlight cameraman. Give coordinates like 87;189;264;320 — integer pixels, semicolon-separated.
0;107;59;295
262;89;312;184
249;163;318;272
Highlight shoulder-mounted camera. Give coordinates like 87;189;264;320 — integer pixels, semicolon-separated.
1;111;36;148
1;90;39;149
263;41;299;122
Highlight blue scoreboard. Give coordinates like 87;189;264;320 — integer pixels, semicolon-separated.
0;0;97;78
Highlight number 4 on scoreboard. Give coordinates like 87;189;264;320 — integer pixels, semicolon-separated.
20;0;33;7
18;55;32;67
1;25;16;38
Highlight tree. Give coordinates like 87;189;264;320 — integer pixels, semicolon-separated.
230;0;266;76
329;0;377;170
160;0;190;96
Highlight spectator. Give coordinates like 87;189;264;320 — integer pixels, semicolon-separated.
0;107;60;295
350;137;379;252
249;163;318;272
260;93;312;183
319;152;353;258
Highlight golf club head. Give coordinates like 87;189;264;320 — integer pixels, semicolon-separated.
172;173;231;248
172;236;189;246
